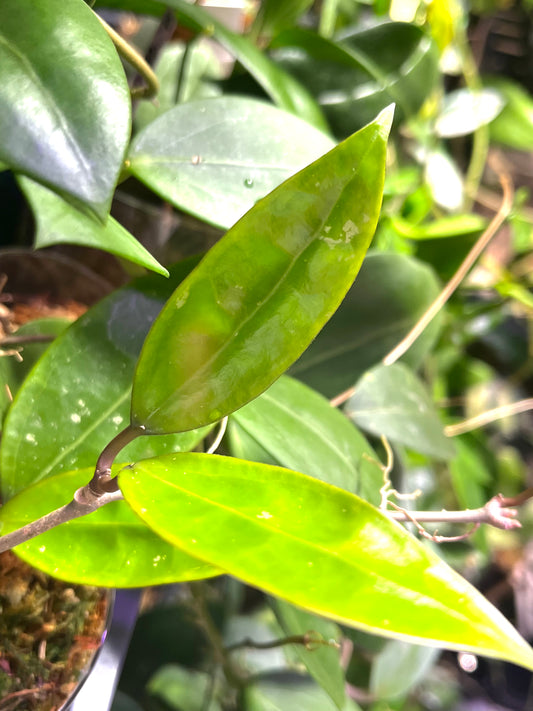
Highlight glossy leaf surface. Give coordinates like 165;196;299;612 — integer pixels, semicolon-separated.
131;109;392;434
0;318;69;425
230;376;382;504
0;0;130;219
0;259;209;500
129;97;335;230
346;363;455;460
0;467;217;586
435;88;504;138
165;0;328;131
19;177;168;276
272;23;439;136
120;453;533;668
272;598;346;709
290;252;442;398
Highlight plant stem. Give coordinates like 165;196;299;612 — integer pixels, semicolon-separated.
225;631;338;653
0;488;123;555
445;398;533;436
89;424;145;494
95;13;160;100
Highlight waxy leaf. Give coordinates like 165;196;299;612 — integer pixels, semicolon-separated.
120;453;533;668
165;0;328;132
346;363;455;460
290;252;442;398
0;259;209;500
0;467;218;586
0;0;130;219
129;97;335;230
230;376;382;504
19;177;168;276
272;23;439;136
0;318;69;425
131;108;393;434
272;599;346;709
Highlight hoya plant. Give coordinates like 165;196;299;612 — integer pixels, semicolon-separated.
2;0;533;708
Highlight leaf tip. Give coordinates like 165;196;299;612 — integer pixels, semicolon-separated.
376;104;395;138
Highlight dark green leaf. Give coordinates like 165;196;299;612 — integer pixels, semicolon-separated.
230;376;382;504
164;0;328;131
0;467;218;586
147;665;222;711
0;258;209;500
290;252;442;398
120;452;533;668
19;176;168;276
272;599;346;709
0;318;69;425
346;363;455;460
271;23;439;136
370;640;440;700
251;0;314;39
0;0;130;219
129;96;335;230
131;108;392;434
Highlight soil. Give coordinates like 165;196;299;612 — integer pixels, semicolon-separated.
0;551;109;711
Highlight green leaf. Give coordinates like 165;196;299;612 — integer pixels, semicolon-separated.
134;40;223;132
435;88;504;138
290;252;442;398
345;363;455;460
0;467;218;586
230;376;382;504
129;96;335;230
271;23;439;136
390;214;486;240
0;0;130;219
164;0;328;132
486;77;533;151
131;108;392;434
245;675;361;711
0;258;209;500
120;453;533;668
0;318;69;425
147;665;222;711
19;176;168;276
370;640;440;700
272;599;346;709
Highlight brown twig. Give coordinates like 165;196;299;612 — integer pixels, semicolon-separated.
444;398;533;436
225;631;338;653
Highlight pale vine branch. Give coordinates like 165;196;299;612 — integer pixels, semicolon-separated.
444;398;533;436
0;486;123;555
95;13;160;99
